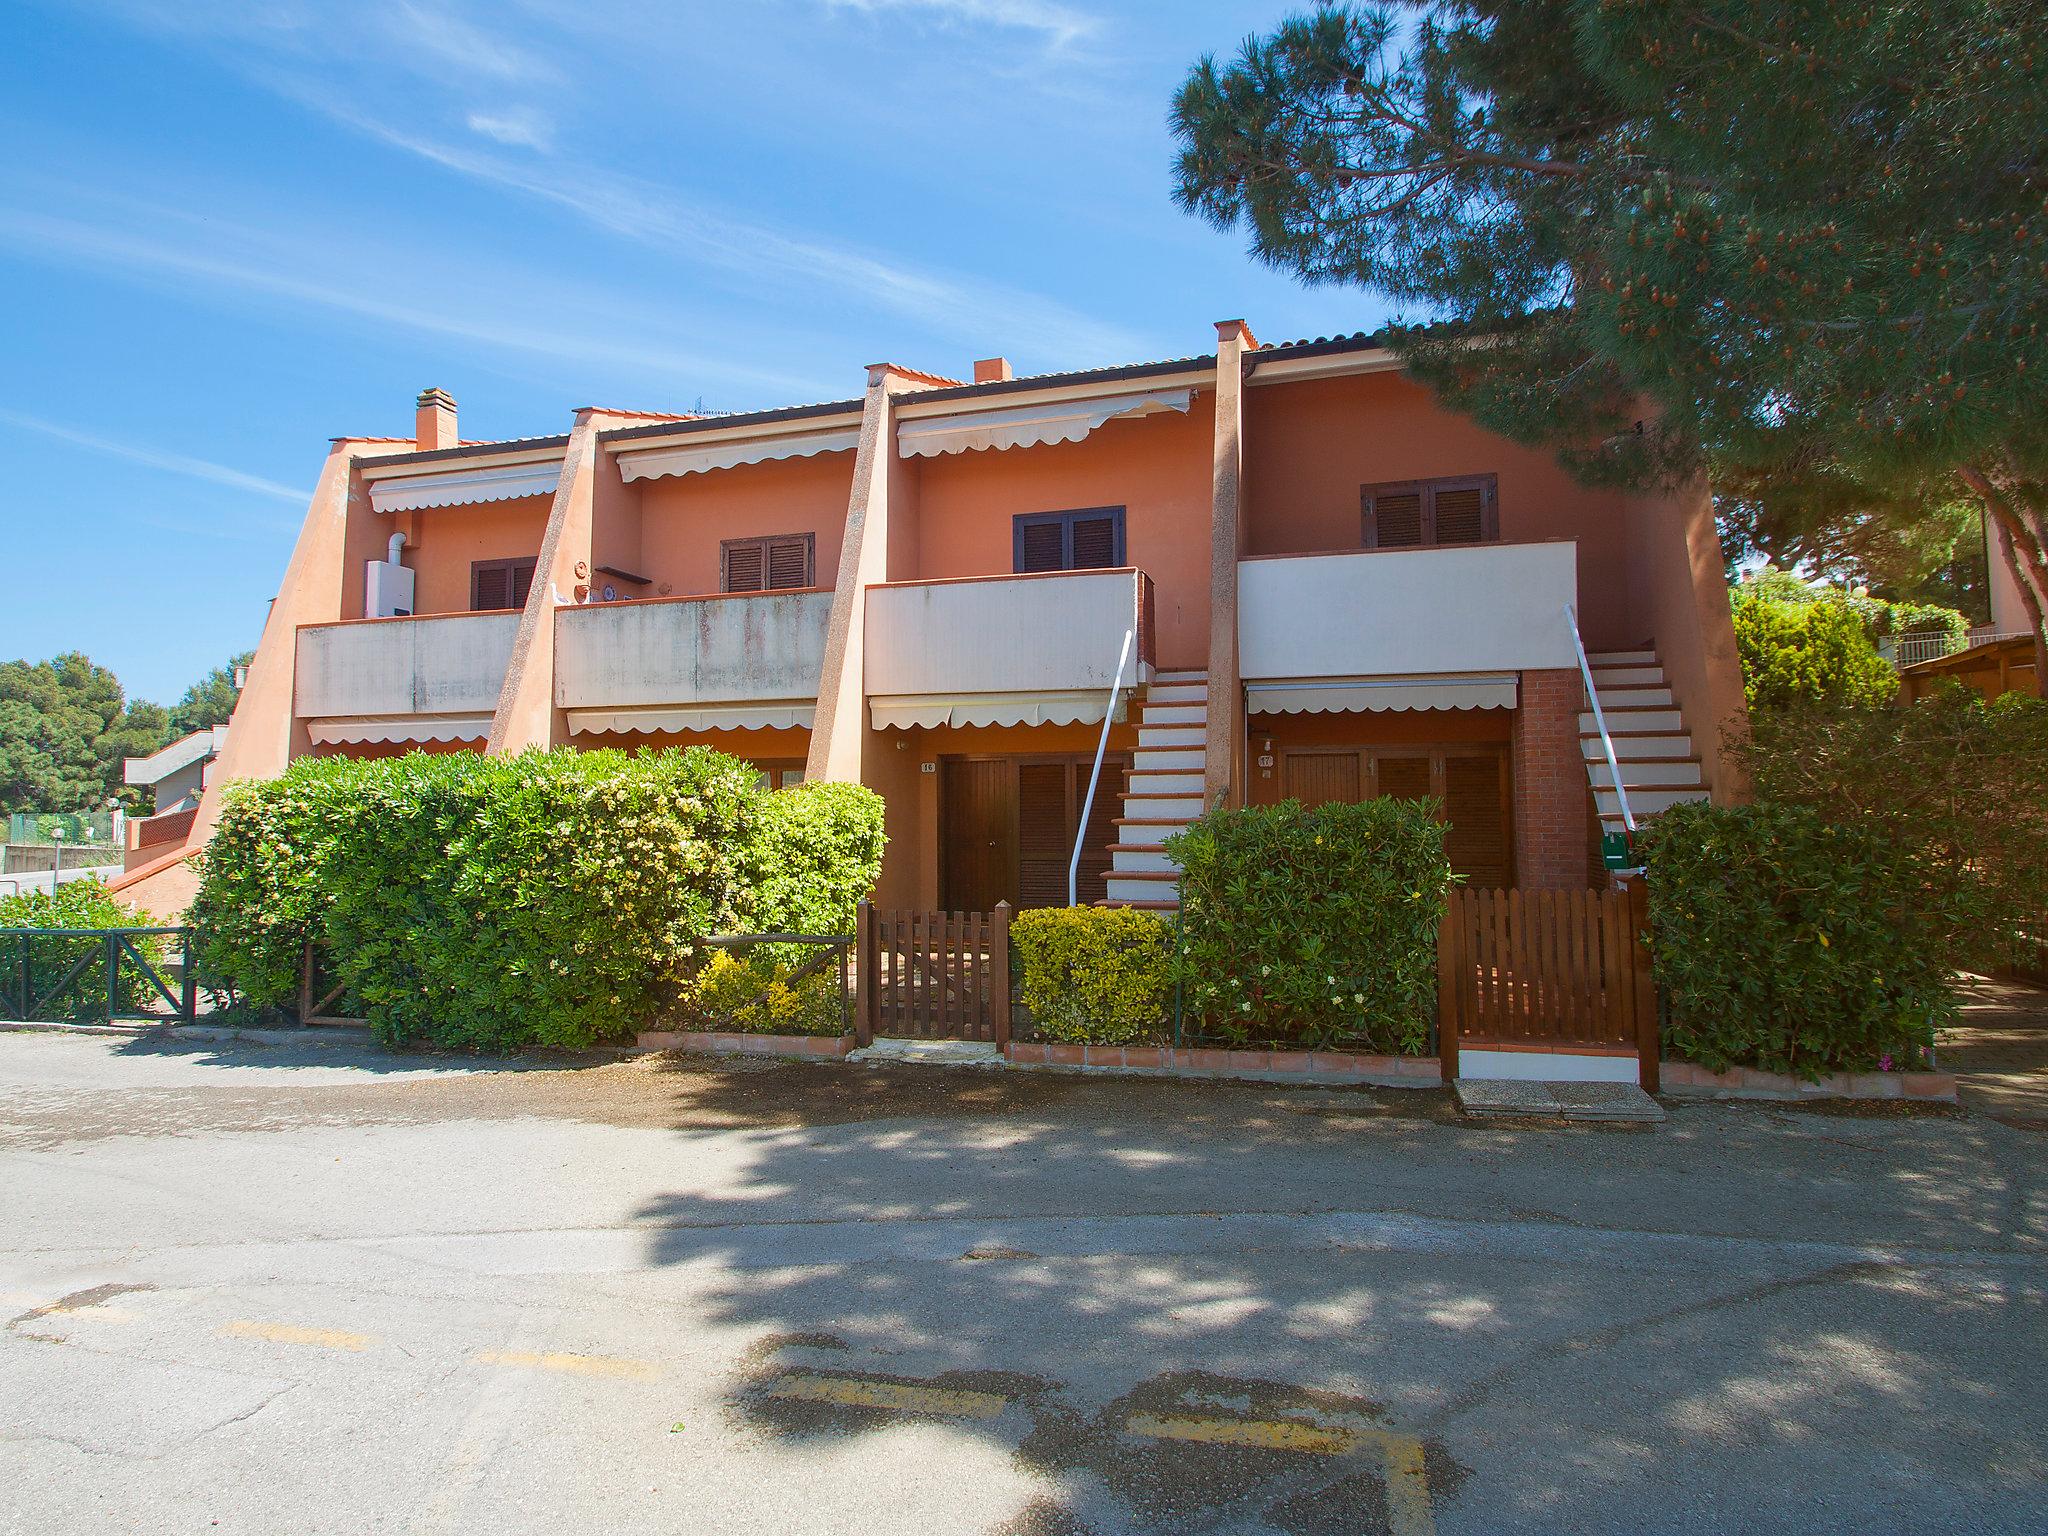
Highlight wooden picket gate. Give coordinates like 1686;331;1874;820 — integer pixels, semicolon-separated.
1436;882;1659;1090
854;901;1011;1046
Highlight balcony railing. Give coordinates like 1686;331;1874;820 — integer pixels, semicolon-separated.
864;569;1155;708
1238;541;1580;682
295;612;520;722
553;589;832;731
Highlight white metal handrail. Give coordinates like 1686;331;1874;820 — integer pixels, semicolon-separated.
1566;604;1634;835
1070;627;1135;907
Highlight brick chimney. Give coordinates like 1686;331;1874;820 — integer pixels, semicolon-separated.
973;357;1013;384
415;388;458;451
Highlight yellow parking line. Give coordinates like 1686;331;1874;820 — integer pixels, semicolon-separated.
221;1320;373;1352
474;1349;657;1381
768;1372;1006;1420
1125;1412;1435;1536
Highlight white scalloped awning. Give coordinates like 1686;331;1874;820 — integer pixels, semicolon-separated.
897;388;1193;458
1246;675;1518;714
565;702;816;736
615;428;859;482
306;714;492;745
369;463;562;513
869;691;1131;730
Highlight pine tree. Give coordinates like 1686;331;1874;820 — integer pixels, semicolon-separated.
1172;1;2048;669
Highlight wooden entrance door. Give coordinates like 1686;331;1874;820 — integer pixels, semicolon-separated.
941;758;1015;914
1277;744;1514;887
942;754;1126;910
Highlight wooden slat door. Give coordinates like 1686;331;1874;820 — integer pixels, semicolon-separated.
942;760;1014;914
1282;751;1361;808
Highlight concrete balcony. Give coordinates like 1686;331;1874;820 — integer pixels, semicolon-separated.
1237;541;1579;710
864;569;1154;728
553;589;831;734
295;612;519;744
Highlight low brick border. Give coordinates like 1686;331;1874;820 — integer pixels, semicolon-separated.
637;1030;854;1058
1661;1060;1957;1103
1005;1042;1441;1087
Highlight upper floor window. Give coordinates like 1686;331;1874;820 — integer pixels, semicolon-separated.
471;557;536;611
1013;507;1125;573
1360;475;1499;549
722;533;815;593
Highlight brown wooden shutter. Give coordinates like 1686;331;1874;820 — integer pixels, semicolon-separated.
1283;751;1361;808
765;534;813;590
508;559;535;608
472;563;509;611
1431;484;1488;545
1017;762;1071;908
723;541;766;593
1443;752;1512;888
1364;489;1425;548
1068;514;1118;570
1017;520;1066;573
1373;754;1435;802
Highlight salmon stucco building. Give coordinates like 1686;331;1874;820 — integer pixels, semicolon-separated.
114;322;1747;919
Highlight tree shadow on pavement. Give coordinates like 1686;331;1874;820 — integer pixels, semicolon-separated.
619;1055;2048;1534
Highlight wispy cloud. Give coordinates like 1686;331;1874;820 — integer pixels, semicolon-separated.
818;0;1102;51
0;406;311;505
465;107;552;150
0;197;821;398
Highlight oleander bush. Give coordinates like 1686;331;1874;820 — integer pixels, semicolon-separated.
1011;905;1173;1045
1167;798;1451;1053
190;748;884;1050
1639;801;1968;1077
0;876;162;1020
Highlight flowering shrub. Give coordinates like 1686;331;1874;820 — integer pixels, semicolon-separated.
1639;801;1964;1077
191;748;883;1050
665;949;848;1037
1012;906;1172;1045
1167;799;1450;1053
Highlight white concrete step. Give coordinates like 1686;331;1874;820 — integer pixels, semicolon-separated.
1581;733;1693;760
1133;746;1204;771
1128;769;1204;794
1124;794;1204;819
1587;759;1703;788
1588;649;1659;665
1141;704;1207;727
1594;685;1673;708
1106;874;1178;903
1594;785;1710;817
1152;669;1209;684
1587;665;1665;686
1111;848;1180;874
1138;726;1205;750
848;1038;1002;1065
1144;682;1208;706
1582;709;1683;734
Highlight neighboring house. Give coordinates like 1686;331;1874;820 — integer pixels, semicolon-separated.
121;726;228;872
1899;633;2041;702
114;324;1746;917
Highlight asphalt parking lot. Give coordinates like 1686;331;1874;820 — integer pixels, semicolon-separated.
2;1028;2042;1534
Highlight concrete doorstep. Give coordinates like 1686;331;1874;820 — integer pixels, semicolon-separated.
1454;1078;1667;1123
846;1037;1004;1066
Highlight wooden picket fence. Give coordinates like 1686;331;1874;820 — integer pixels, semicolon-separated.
854;901;1012;1046
1436;882;1659;1090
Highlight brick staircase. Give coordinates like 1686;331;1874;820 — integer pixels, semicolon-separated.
1103;670;1209;910
1579;647;1711;835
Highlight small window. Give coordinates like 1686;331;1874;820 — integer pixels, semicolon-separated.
471;557;537;611
1361;476;1499;549
722;534;815;593
1013;507;1126;573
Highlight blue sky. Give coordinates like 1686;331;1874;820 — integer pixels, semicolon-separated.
0;1;1393;704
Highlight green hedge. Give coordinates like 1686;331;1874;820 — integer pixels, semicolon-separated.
664;949;848;1037
1167;799;1450;1053
190;748;884;1050
0;877;161;1020
1640;801;1962;1077
1730;587;1899;710
1012;906;1173;1045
